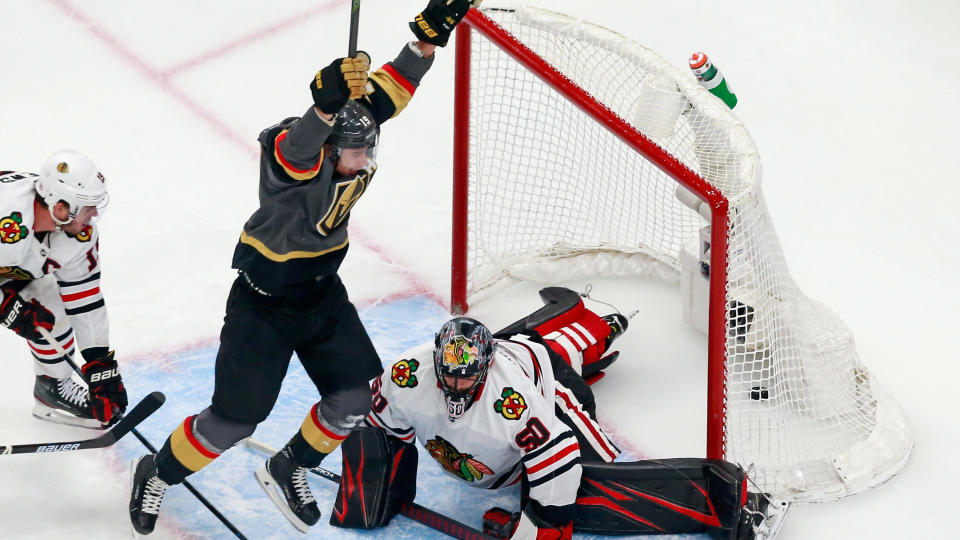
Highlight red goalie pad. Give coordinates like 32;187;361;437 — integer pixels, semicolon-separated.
497;287;618;376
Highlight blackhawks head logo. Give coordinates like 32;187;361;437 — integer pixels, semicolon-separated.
441;335;480;369
0;212;29;244
390;358;419;388
493;387;527;420
425;435;494;483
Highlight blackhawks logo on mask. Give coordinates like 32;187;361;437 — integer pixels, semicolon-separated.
391;358;419;388
442;336;480;369
493;387;527;420
425;435;494;482
0;212;29;244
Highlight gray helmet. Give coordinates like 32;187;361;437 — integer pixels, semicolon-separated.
433;317;495;421
328;100;379;160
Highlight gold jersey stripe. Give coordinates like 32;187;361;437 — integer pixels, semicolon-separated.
169;417;219;472
300;403;349;454
239;230;349;262
369;69;413;119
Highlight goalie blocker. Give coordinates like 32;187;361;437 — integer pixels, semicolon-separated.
331;428;779;539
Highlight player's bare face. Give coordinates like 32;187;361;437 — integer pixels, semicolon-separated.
442;374;478;392
335;147;369;175
62;206;98;234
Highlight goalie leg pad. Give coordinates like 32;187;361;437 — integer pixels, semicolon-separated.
575;459;747;539
496;287;615;376
330;427;417;529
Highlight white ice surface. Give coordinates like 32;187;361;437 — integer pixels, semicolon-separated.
1;1;957;538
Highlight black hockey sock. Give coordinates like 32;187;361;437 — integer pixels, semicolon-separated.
156;435;194;485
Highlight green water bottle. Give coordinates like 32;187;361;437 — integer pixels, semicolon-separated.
689;52;738;109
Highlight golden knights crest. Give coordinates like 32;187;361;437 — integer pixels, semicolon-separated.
390;358;419;388
0;212;29;244
494;387;527;420
425;435;494;482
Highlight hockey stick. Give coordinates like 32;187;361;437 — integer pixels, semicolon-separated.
0;391;164;455
241;437;498;540
36;327;249;540
348;0;361;56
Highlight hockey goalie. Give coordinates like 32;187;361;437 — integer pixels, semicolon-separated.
330;287;788;539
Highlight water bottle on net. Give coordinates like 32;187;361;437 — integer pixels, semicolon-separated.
689;52;738;109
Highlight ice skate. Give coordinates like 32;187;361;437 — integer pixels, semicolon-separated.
32;375;103;429
254;446;320;533
129;454;169;535
738;491;790;540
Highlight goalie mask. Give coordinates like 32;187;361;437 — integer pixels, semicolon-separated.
35;150;108;226
328;100;380;162
433;317;495;421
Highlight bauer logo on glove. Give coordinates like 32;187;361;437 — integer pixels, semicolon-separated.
409;0;474;47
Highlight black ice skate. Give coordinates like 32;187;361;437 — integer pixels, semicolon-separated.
602;313;629;349
129;454;170;535
255;446;320;533
32;374;102;429
736;491;790;540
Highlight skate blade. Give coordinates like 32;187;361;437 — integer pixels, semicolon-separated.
761;501;790;540
254;466;310;534
32;402;104;430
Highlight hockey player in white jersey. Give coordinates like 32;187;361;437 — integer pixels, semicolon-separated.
355;288;627;540
0;151;127;429
331;287;789;540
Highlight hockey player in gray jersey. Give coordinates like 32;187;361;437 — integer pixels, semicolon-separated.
128;0;479;535
0;152;127;429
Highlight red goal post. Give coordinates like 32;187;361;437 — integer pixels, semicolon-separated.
450;4;912;502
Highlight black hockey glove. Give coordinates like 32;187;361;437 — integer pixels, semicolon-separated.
409;0;474;47
0;286;54;342
81;351;127;425
310;54;371;115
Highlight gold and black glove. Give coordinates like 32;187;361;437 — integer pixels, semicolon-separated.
409;0;474;47
310;53;370;114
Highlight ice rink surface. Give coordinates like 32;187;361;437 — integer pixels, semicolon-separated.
1;0;957;538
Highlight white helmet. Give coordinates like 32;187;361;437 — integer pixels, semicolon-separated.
35;150;109;225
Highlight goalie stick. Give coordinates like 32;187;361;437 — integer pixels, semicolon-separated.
242;437;498;540
0;391;164;455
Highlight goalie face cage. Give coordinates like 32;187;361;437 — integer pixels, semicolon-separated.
450;4;913;502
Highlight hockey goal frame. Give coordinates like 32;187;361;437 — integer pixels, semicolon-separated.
450;8;731;461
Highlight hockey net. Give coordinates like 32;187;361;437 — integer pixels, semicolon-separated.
451;4;913;501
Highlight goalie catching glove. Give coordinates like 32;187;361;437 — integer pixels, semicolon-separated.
483;507;572;540
310;54;371;115
409;0;477;47
0;287;54;342
80;350;128;425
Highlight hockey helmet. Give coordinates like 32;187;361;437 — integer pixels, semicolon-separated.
328;100;379;161
433;317;495;421
35;150;108;225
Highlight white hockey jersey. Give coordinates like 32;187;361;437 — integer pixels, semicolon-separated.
0;170;108;353
368;333;589;512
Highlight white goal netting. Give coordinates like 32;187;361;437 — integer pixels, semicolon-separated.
457;3;912;501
